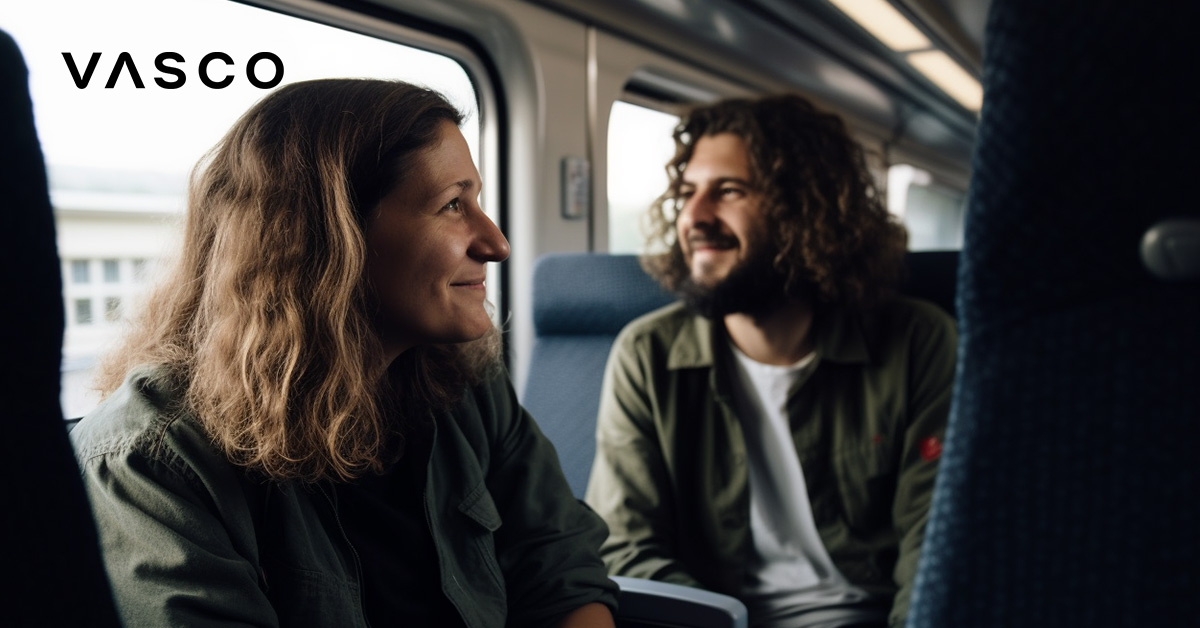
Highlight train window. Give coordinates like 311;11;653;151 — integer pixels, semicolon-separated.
604;101;967;254
607;100;680;254
888;164;966;250
6;0;484;418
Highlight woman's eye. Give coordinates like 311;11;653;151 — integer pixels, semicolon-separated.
441;198;463;213
719;187;743;198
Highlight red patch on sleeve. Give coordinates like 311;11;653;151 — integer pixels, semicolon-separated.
920;436;943;461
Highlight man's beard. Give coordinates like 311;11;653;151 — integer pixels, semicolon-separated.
676;246;789;319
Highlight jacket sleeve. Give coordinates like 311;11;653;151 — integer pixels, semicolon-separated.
584;327;702;587
888;305;958;626
477;372;619;627
72;418;276;628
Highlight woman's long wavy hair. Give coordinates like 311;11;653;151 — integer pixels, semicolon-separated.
95;79;500;482
643;94;908;308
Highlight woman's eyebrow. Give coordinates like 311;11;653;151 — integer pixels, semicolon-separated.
451;179;476;193
431;178;476;200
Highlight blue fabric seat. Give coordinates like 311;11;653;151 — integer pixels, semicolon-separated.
907;1;1199;626
900;250;958;320
522;252;675;498
1;28;121;627
522;252;750;627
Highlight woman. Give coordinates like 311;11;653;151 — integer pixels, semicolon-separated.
71;79;617;628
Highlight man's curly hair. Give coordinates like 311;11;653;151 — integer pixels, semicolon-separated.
643;93;908;308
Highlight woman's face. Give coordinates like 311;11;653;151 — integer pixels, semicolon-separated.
365;120;509;361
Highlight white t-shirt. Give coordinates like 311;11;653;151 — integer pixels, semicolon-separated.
728;341;881;628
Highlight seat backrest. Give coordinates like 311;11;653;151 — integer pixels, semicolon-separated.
0;29;121;626
522;250;960;498
521;252;675;497
900;250;958;320
523;257;749;626
907;1;1199;626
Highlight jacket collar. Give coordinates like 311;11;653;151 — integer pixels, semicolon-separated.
666;304;871;370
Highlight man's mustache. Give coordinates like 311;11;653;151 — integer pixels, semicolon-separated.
687;229;738;249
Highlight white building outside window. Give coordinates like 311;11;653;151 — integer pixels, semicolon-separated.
7;0;480;417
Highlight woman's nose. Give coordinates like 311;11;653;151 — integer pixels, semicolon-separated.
469;208;510;262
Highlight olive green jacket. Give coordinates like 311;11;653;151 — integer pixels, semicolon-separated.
72;365;617;628
585;298;956;627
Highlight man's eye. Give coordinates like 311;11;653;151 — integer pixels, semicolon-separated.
719;187;743;198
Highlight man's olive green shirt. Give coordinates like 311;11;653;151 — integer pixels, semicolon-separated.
585;298;956;627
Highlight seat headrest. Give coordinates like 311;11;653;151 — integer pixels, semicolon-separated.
901;250;960;319
531;253;675;336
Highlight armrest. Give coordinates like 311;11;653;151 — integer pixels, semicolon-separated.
612;576;748;628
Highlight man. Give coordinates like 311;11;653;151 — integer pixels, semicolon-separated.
585;94;956;628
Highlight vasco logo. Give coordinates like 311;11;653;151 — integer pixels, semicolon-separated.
62;52;284;89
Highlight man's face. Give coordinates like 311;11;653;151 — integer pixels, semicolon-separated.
676;133;771;288
673;133;785;318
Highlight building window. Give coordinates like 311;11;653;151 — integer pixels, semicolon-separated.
103;259;120;283
132;258;148;282
75;299;93;325
71;260;90;284
105;297;122;322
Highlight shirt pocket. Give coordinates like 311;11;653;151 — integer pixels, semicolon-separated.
457;480;506;591
261;560;363;627
834;440;898;534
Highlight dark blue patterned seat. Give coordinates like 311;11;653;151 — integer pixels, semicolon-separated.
0;28;121;627
522;252;675;498
907;2;1199;626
